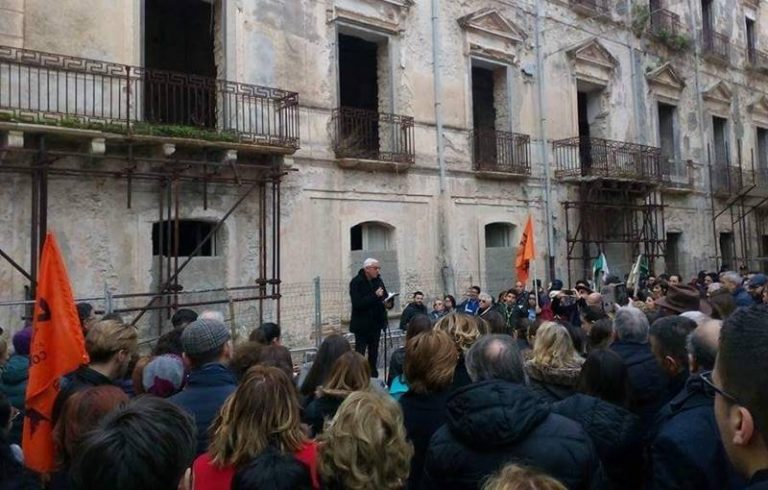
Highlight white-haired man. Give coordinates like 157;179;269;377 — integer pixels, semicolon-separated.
349;258;392;377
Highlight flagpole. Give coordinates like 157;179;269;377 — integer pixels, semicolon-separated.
533;257;539;308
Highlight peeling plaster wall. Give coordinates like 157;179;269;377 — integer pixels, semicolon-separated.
4;0;768;344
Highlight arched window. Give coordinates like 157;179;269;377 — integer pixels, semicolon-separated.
350;222;393;251
485;222;514;248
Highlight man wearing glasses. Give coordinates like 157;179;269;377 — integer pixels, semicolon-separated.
349;258;392;378
704;305;768;489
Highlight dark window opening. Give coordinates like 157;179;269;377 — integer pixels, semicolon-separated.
713;116;729;165
577;89;602;172
144;0;216;127
720;232;735;269
338;34;380;157
747;18;757;57
658;103;677;173
152;220;216;257
473;66;498;167
757;127;768;171
665;232;681;275
339;34;379;111
351;225;363;251
702;0;713;33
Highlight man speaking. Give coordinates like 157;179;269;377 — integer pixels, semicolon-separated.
349;258;392;377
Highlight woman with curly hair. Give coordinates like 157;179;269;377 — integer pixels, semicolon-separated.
302;351;370;436
192;366;319;489
482;464;566;490
435;312;485;390
318;391;413;490
524;321;584;403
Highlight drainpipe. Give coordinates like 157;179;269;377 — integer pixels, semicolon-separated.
432;0;451;292
535;0;555;281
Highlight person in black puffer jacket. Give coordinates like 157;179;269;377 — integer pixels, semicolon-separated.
551;349;643;490
422;335;606;490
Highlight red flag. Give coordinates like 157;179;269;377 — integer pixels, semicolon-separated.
23;232;89;473
515;216;536;284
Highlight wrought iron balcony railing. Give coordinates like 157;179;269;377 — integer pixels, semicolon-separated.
712;165;768;195
701;29;731;64
552;136;662;181
331;107;415;164
650;9;682;37
570;0;611;16
471;129;531;175
0;45;300;149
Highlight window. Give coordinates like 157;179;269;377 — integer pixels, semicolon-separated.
762;235;768;273
713;116;729;165
757;127;768;171
665;232;681;276
485;223;513;248
144;0;216;127
701;0;713;33
720;232;735;269
658;103;677;174
338;33;381;112
747;18;756;58
350;222;392;251
152;220;216;257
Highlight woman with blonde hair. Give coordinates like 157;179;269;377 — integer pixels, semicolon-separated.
303;351;370;436
318;391;413;490
192;365;319;489
482;464;566;490
435;312;485;390
524;321;584;403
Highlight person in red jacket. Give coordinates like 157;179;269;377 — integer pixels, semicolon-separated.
192;365;320;490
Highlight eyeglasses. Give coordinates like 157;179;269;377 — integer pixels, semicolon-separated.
700;371;740;405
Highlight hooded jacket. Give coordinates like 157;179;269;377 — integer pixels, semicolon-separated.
349;268;388;335
168;363;237;455
422;380;605;490
524;361;583;404
0;354;29;444
552;393;643;490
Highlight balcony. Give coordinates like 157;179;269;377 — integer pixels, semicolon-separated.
648;9;691;51
0;45;300;151
701;29;731;64
331;107;415;170
747;48;768;74
552;136;662;182
570;0;611;17
660;159;695;193
471;129;531;178
712;165;768;197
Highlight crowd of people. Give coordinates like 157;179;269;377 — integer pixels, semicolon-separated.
1;261;768;489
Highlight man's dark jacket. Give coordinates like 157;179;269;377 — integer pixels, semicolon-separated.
611;340;669;434
52;365;115;424
422;379;606;490
746;470;768;490
400;389;451;490
552;393;643;490
399;302;428;331
649;375;740;490
349;268;388;335
168;363;237;455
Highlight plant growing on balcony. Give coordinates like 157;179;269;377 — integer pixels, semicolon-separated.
632;4;650;35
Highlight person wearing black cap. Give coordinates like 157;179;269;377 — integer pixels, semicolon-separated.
168;318;236;455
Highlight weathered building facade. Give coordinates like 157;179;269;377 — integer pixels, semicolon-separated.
0;0;766;345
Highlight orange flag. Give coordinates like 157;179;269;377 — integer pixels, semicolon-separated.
515;216;536;284
23;232;89;473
